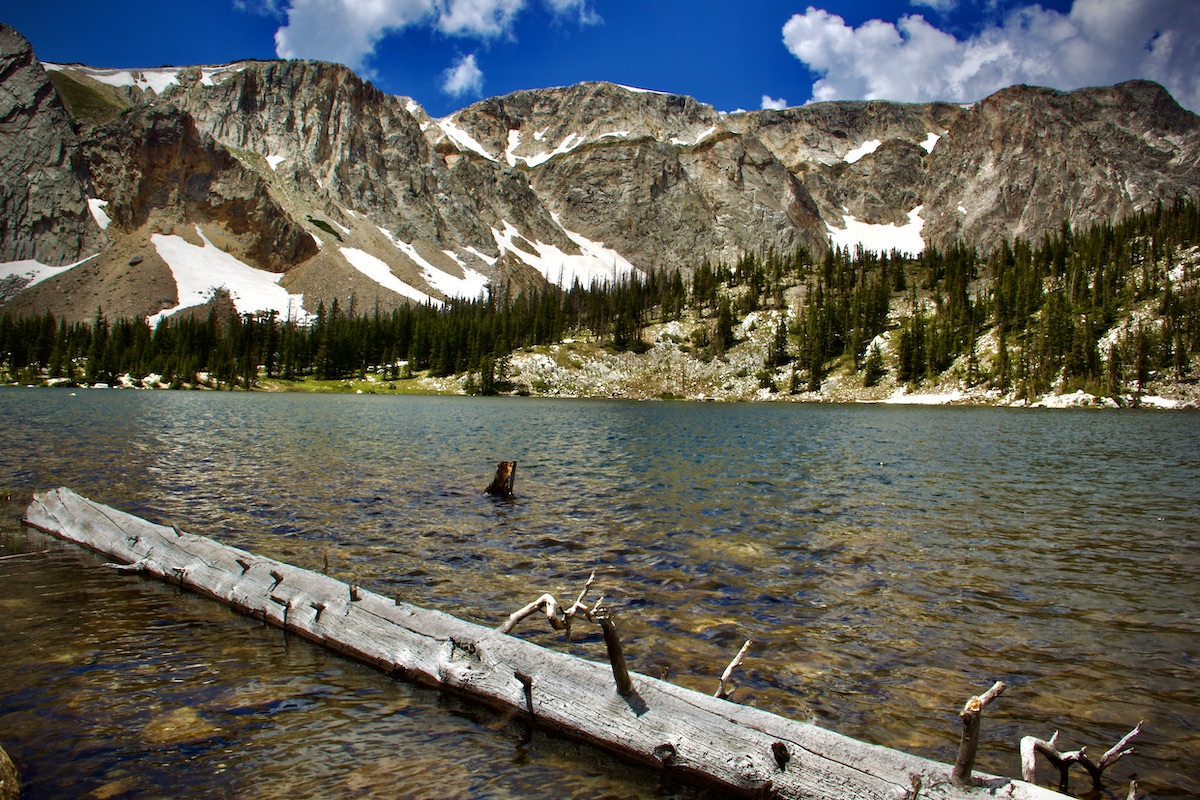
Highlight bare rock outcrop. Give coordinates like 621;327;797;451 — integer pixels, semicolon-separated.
923;80;1200;249
82;105;318;272
0;23;103;266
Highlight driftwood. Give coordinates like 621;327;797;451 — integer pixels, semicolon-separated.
1020;723;1143;794
23;488;1069;800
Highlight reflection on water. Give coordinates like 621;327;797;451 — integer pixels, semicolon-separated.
1;388;1198;799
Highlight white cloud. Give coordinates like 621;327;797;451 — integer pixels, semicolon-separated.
234;0;286;16
761;95;788;110
544;0;601;25
275;0;436;68
782;0;1200;112
442;53;485;97
437;0;525;37
274;0;534;71
911;0;957;11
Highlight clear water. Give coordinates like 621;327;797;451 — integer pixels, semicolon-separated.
1;388;1197;799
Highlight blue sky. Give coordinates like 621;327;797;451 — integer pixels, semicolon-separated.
6;0;1198;117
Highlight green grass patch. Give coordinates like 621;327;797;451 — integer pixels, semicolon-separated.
47;70;130;124
306;217;343;242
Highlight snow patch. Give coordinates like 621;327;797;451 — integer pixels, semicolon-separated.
198;68;230;87
462;246;498;266
340;247;443;307
844;139;881;163
616;84;667;95
377;228;489;300
148;226;310;326
265;154;287;170
437;117;498;161
827;206;925;255
88;198;111;230
46;64;183;94
1139;395;1180;409
506;129;586;168
1029;390;1119;409
491;219;637;288
920;132;940;153
0;253;98;290
671;126;717;147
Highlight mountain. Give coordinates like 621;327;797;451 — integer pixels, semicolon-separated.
1;22;1198;325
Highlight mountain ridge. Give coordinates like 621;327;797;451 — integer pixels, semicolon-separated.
1;22;1199;327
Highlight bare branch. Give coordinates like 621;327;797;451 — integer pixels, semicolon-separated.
498;594;565;634
951;680;1007;785
592;602;633;696
1020;723;1143;794
498;572;596;636
1099;721;1143;769
562;571;596;642
715;639;752;700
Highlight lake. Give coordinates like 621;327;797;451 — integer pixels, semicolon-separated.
1;388;1197;799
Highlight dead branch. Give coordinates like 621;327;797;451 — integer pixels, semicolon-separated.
1020;722;1143;794
715;639;752;700
1021;732;1071;793
592;602;634;696
951;680;1006;785
499;593;565;634
497;572;595;637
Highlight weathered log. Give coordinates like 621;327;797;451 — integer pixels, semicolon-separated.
485;461;517;498
23;488;1068;800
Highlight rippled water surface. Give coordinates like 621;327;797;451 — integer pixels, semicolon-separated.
1;388;1197;799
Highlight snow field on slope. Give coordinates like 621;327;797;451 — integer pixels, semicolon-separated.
0;254;98;289
339;248;443;307
827;207;925;256
376;227;489;300
492;219;638;287
148;226;310;326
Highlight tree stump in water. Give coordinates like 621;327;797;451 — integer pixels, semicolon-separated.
485;461;517;498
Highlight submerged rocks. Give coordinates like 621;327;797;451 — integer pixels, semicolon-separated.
0;740;18;800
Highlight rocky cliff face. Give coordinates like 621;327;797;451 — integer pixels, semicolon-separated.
1;19;1198;324
0;23;103;267
82;105;318;272
921;81;1200;248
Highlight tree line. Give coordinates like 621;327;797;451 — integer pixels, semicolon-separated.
1;196;1197;397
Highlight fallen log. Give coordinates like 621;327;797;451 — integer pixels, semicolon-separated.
23;487;1065;800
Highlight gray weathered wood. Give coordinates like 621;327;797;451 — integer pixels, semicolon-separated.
23;487;1067;800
